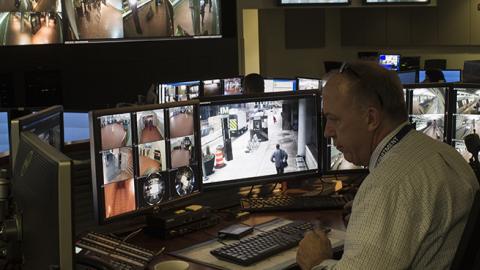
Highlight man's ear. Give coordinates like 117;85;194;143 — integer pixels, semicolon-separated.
366;106;381;132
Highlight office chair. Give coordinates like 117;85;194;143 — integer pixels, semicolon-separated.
424;59;447;70
450;191;480;270
324;61;343;73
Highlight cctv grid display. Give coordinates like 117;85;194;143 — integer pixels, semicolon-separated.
199;92;321;187
279;0;350;5
451;84;480;163
418;70;462;83
89;101;201;223
363;0;430;3
0;0;222;46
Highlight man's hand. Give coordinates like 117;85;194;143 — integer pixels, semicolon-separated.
296;228;333;270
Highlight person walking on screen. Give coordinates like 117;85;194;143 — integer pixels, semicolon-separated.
271;144;288;174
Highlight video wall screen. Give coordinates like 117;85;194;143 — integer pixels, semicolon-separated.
279;0;350;4
409;87;446;141
90;102;201;222
364;0;429;3
65;0;221;43
452;87;480;158
264;79;297;93
298;78;320;91
199;94;319;187
159;81;200;103
63;112;90;144
379;54;400;71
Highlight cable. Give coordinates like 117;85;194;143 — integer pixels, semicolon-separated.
270;182;279;194
246;185;255;197
107;227;143;258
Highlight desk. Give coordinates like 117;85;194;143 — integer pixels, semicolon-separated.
131;210;346;270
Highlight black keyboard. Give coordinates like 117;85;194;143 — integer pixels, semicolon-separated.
76;231;156;270
211;220;316;266
240;193;353;212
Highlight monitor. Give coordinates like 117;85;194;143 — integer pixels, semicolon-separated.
399;56;420;71
464;60;480;83
364;0;429;3
408;84;447;142
397;70;417;84
223;77;243;96
10;105;64;170
451;84;480;158
418;69;462;83
159;81;200;103
64;112;90;145
0;110;8;158
12;131;74;269
199;92;320;188
202;79;223;97
279;0;350;4
264;79;297;93
89;101;202;223
64;0;222;43
379;54;400;70
297;77;321;91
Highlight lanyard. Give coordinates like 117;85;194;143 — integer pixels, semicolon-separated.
375;124;412;167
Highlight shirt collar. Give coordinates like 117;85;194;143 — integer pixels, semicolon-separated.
368;121;410;171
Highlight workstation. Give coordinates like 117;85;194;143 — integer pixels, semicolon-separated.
1;0;480;269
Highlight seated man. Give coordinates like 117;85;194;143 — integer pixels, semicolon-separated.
297;61;479;270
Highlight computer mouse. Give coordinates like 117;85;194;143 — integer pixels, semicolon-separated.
154;260;190;270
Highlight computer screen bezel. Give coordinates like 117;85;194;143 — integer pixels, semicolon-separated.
10;105;64;171
89;101;202;224
199;91;322;190
278;0;351;6
12;131;74;269
404;82;450;143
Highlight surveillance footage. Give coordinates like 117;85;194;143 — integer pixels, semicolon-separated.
140;173;166;206
138;141;166;176
454;88;480;149
173;166;196;196
298;78;320;91
104;177;136;218
200;98;318;184
411;87;446;141
65;0;221;41
160;82;200;103
169;105;194;138
136;110;164;143
329;144;363;171
0;12;63;45
224;78;243;95
100;113;132;150
170;135;194;168
203;79;222;96
453;140;472;163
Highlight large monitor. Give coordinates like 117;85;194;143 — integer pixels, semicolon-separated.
397;70;418;84
364;0;429;4
279;0;350;4
264;79;297;93
199;92;320;188
64;111;90;145
10;105;64;170
0;110;8;159
297;77;321;91
451;84;480;161
379;54;400;70
408;84;448;142
418;69;462;83
89;101;202;223
12;131;74;269
64;0;222;43
159;81;200;103
201;77;244;97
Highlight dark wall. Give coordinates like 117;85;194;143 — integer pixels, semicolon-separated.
0;0;238;111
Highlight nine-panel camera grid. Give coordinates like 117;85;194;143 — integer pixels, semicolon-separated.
89;101;201;223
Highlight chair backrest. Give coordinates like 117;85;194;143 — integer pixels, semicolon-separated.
450;191;480;270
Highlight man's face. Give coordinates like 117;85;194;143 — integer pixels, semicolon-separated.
323;76;373;166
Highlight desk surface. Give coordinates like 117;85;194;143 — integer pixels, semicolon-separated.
130;210;346;270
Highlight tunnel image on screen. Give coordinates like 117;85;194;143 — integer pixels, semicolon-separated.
100;113;132;150
104;178;136;218
0;12;63;45
453;140;473;163
136;110;164;144
200;97;318;184
329;144;363;171
453;88;480;157
456;89;480;115
410;87;445;141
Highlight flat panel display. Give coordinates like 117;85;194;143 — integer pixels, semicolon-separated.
0;111;8;158
379;54;400;71
279;0;350;4
64;0;221;43
159;80;200;103
63;112;90;144
418;69;462;83
297;77;320;91
364;0;429;3
409;86;447;142
264;79;297;93
200;93;320;188
90;101;201;223
397;70;417;84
